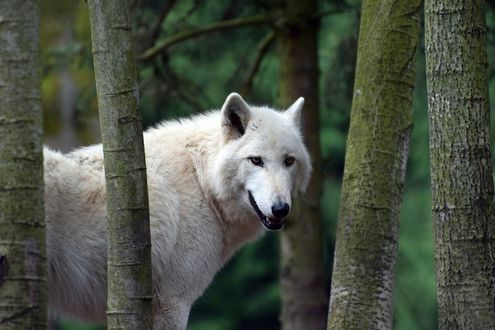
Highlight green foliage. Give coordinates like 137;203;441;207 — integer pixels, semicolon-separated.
60;320;105;330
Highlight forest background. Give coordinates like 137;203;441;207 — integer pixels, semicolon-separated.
39;0;495;329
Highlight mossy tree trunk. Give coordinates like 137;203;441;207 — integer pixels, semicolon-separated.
425;1;495;328
277;0;328;329
87;1;153;328
327;1;421;328
0;1;47;328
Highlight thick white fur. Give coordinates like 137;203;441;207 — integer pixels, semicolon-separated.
44;93;311;329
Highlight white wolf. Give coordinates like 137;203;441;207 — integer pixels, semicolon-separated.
44;93;311;329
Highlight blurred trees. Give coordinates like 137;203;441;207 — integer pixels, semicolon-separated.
328;0;421;328
425;1;495;328
87;0;153;328
0;1;47;328
276;0;327;329
40;1;99;151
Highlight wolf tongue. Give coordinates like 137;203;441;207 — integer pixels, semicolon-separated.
268;217;283;224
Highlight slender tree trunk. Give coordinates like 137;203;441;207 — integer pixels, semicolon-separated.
87;1;153;328
277;1;328;329
0;1;47;328
327;1;421;329
425;1;495;328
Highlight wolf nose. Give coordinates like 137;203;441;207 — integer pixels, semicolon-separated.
272;202;290;219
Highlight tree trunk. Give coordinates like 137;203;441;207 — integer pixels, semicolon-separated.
0;1;47;328
327;1;421;329
425;1;495;328
277;1;328;329
87;1;153;328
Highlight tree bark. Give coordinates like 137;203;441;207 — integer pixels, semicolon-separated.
425;1;495;328
327;1;421;329
277;1;328;329
0;1;47;328
87;1;153;328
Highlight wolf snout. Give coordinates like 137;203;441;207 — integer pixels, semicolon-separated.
271;202;290;219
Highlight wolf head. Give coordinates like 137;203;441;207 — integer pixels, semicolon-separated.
211;93;312;231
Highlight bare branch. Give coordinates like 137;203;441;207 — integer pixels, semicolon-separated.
139;14;272;61
241;31;275;96
140;4;349;62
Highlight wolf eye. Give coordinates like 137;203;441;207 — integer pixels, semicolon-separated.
248;156;264;167
284;156;295;167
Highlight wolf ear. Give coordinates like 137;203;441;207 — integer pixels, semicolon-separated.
285;97;304;127
221;92;251;140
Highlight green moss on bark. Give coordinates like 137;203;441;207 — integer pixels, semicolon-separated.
0;1;47;328
87;1;153;328
327;1;421;329
425;1;495;329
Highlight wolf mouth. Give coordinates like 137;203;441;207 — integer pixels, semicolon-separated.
248;191;284;231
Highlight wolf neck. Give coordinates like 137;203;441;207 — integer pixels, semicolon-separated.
185;135;264;260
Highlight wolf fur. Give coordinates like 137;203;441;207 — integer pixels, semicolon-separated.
44;93;311;329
